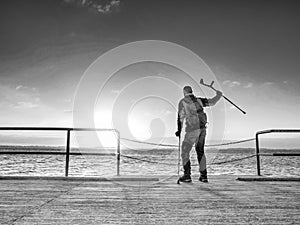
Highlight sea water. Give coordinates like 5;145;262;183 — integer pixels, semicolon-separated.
0;146;299;177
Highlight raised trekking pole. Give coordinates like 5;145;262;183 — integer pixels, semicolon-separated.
177;136;181;184
200;79;246;114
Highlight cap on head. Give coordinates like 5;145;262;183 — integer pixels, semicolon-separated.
183;86;193;94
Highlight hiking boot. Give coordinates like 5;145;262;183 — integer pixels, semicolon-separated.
179;160;192;182
199;176;208;183
179;174;192;183
199;169;208;182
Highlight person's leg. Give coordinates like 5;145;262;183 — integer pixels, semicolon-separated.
195;128;208;182
179;130;200;182
181;141;193;177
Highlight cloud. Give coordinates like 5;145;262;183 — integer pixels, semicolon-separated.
93;0;121;13
0;83;41;109
222;80;241;88
260;82;274;88
15;85;38;92
16;85;23;90
63;110;73;113
262;82;274;86
63;99;72;103
63;0;121;14
13;102;39;109
111;89;121;94
110;0;120;6
244;82;253;88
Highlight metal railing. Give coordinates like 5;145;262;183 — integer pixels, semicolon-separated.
256;129;300;176
0;127;120;177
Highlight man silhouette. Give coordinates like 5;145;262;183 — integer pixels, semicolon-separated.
175;85;222;182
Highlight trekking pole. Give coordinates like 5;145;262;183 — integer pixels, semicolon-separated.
177;136;181;184
200;79;246;114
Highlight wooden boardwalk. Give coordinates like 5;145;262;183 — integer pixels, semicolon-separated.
0;175;299;225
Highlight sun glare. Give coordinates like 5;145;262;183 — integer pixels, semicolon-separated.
128;117;151;140
94;110;117;148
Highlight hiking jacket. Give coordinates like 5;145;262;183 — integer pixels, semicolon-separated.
177;91;222;132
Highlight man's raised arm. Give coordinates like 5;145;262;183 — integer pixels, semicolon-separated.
206;90;223;106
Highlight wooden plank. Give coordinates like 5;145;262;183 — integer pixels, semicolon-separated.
0;175;299;225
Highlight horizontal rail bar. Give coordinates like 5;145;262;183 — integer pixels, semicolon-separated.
258;153;300;156
258;153;274;156
0;127;69;131
0;127;119;132
0;151;116;156
273;153;300;156
256;128;300;176
256;129;300;135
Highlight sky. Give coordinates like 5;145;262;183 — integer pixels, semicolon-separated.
0;0;300;147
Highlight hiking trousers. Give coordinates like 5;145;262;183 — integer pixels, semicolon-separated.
181;128;206;175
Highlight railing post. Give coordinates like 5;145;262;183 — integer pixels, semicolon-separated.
116;130;120;176
256;133;261;176
65;129;71;177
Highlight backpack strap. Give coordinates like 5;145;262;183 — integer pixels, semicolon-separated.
190;95;203;113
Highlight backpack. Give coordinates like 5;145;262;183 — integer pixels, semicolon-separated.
185;96;207;129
